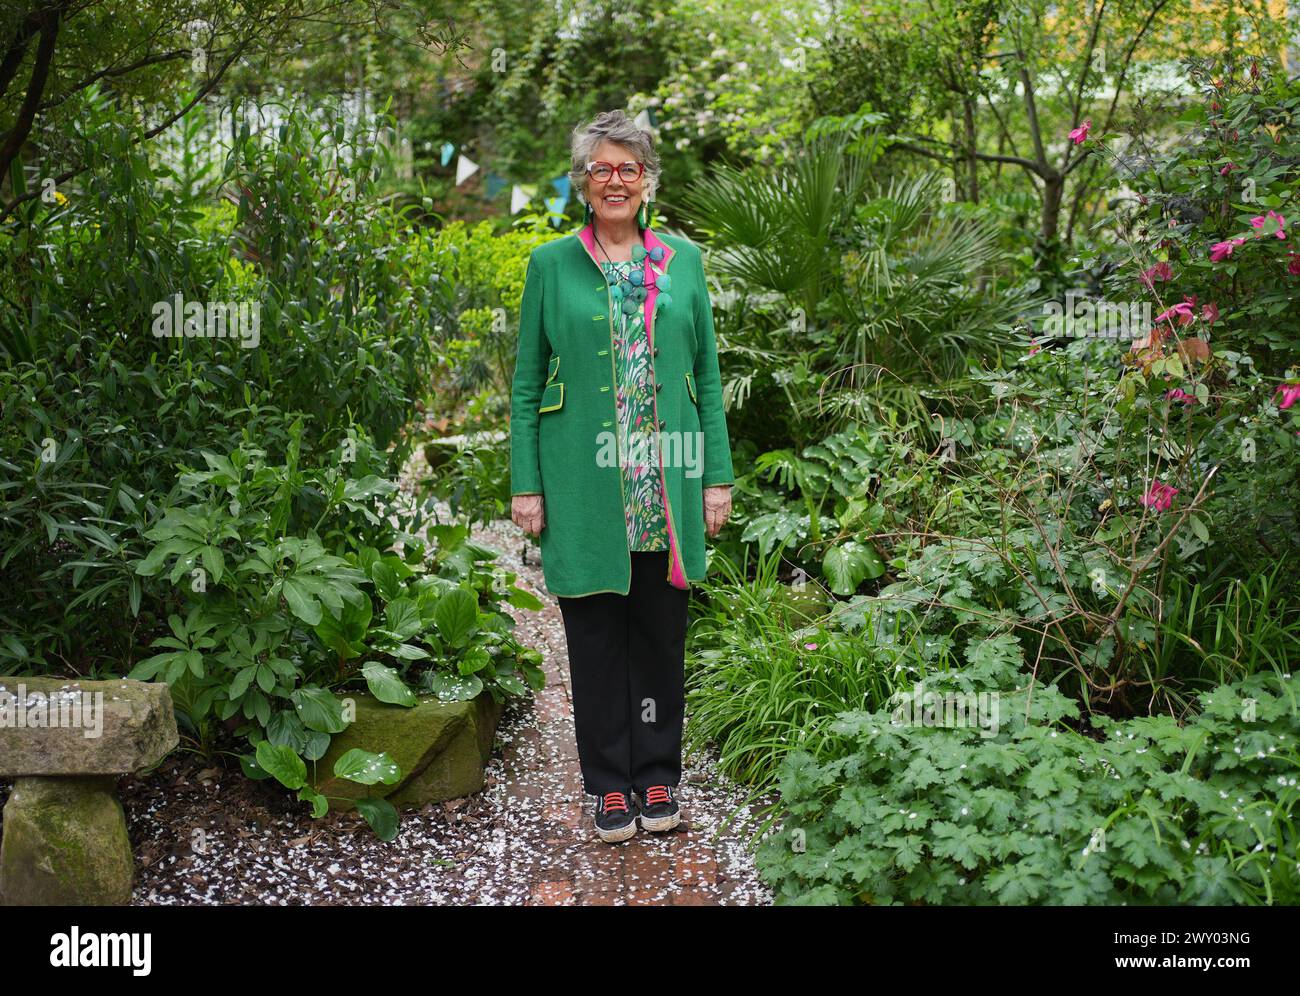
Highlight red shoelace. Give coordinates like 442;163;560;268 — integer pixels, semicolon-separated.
601;791;629;813
644;785;671;805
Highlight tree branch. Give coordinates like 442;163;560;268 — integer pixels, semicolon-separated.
1064;0;1173;237
0;4;61;185
40;47;193;111
0;36;250;224
885;139;957;163
0;10;39;100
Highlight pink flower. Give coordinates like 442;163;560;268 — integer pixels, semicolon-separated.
1139;261;1174;289
1250;210;1286;239
1028;336;1040;356
1154;301;1195;325
1069;120;1092;145
1165;388;1197;404
1170;294;1218;327
1209;237;1246;262
804;642;818;651
1140;480;1179;512
1276;383;1300;410
1288;252;1300;277
1220;162;1237;176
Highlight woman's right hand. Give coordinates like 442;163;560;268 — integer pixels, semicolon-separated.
511;494;545;537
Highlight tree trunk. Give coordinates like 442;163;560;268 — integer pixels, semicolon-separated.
1041;171;1063;244
963;97;979;203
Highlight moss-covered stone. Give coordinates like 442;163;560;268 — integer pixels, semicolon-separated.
0;776;133;906
307;689;504;813
387;692;503;808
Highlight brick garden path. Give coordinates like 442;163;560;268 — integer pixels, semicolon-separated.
475;510;777;906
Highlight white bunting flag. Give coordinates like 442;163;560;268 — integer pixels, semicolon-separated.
456;153;480;185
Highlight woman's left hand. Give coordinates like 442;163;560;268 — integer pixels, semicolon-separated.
703;485;732;538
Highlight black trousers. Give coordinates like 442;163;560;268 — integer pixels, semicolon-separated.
556;551;689;797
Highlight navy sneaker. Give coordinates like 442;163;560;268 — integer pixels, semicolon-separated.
636;784;680;832
594;788;638;843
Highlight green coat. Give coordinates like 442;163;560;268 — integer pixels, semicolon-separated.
509;222;735;597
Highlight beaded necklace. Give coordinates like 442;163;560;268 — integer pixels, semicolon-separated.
592;231;674;315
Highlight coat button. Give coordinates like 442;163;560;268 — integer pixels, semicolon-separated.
658;419;666;430
654;382;662;392
652;347;659;356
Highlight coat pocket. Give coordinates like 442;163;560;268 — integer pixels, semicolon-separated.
539;381;564;413
684;371;697;405
546;355;560;384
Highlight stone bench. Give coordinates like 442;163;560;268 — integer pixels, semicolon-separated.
0;677;178;906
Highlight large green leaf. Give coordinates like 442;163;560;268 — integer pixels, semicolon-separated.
281;575;323;625
368;559;406;602
495;673;527;696
362;660;418;707
384;597;424;640
333;748;402;785
239;752;273;780
426;672;483;702
254;740;307;789
314;596;373;659
355;797;400;841
433;586;478;648
265;709;330;759
290;686;349;733
457;646;492;676
507;585;544;611
823;541;886;596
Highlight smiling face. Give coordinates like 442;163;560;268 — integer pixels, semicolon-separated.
587;139;644;230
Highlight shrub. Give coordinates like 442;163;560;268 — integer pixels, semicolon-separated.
126;427;544;836
0;94;451;670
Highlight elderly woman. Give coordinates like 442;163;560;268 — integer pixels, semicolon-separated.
509;109;734;843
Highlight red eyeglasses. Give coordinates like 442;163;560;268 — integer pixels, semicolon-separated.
585;160;645;183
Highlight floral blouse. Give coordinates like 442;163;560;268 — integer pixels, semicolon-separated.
602;260;670;553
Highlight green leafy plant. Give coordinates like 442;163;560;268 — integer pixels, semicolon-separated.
756;634;1300;906
127;426;543;836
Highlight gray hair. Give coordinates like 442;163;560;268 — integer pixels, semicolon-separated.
569;110;661;207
